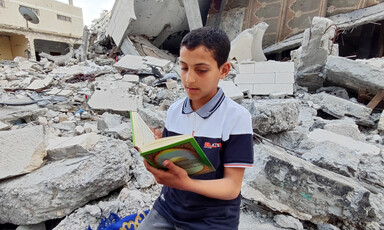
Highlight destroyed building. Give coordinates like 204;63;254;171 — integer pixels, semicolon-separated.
1;0;384;230
0;0;83;61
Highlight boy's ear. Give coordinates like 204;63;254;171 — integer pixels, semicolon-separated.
219;62;231;79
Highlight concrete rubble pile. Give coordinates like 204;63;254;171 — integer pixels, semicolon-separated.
1;16;384;230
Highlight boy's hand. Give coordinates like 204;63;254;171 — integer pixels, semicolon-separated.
149;127;162;139
143;159;191;190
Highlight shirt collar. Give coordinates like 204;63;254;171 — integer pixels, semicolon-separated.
182;87;226;119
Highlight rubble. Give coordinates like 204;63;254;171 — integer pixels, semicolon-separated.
1;4;384;230
0;126;46;180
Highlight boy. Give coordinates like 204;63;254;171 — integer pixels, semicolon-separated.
137;27;254;230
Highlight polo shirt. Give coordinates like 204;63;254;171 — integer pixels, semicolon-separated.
153;87;254;230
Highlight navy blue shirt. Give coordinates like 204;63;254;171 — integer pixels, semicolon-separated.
153;88;254;230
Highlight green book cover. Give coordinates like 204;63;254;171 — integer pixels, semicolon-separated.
130;111;215;176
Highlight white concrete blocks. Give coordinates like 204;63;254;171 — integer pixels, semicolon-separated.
235;61;294;95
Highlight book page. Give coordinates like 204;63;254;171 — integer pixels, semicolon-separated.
130;111;156;149
140;135;193;152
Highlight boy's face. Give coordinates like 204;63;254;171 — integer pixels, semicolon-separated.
179;45;230;111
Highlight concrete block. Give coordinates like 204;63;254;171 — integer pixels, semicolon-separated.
275;72;294;84
235;73;275;84
254;61;294;73
239;62;255;74
253;84;293;94
236;82;293;95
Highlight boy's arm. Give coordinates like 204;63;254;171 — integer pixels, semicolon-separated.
144;159;245;200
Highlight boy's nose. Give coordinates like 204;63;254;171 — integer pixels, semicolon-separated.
185;71;196;83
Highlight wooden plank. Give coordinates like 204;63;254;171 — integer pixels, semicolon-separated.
367;89;384;110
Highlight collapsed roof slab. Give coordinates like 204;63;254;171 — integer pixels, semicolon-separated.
106;0;210;53
264;3;384;55
325;56;384;96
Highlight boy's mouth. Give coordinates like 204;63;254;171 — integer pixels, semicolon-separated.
185;86;199;92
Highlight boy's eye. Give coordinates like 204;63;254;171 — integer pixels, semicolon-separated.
197;69;208;73
181;67;188;71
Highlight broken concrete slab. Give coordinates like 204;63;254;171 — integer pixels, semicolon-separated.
301;141;361;177
129;35;177;62
295;17;337;92
0;137;132;225
0;121;10;130
309;92;373;126
27;76;53;91
315;117;364;141
0;126;46;180
113;55;152;74
243;143;375;226
182;0;203;30
241;98;299;135
45;88;73;97
325;56;384;96
218;80;243;103
87;81;143;114
47;133;102;161
229;22;268;63
307;129;380;156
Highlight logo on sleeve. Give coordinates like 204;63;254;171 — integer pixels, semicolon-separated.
204;142;222;149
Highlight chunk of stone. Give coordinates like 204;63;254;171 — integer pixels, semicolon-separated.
47;133;102;160
97;112;123;131
310;92;372;126
295;17;337;91
229;22;268;62
241;99;299;135
243;143;375;225
0;126;46;180
274;214;303;230
307;129;380;156
325;55;384;95
0;137;132;225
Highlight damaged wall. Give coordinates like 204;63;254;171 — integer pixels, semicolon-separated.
0;0;83;60
208;0;384;47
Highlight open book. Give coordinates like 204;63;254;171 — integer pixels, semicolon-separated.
130;111;215;176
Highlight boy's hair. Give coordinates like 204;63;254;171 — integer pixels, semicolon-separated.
180;27;230;68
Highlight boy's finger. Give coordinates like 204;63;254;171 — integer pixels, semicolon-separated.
163;160;183;174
